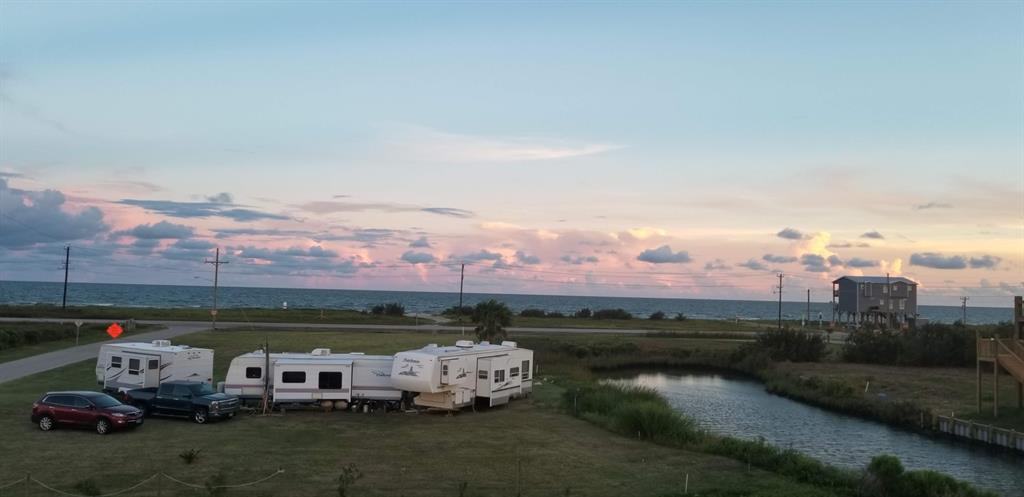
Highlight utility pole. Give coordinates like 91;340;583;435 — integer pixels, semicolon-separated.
886;273;891;328
459;263;465;336
805;289;811;329
204;247;229;330
61;245;70;309
961;296;969;326
776;273;784;330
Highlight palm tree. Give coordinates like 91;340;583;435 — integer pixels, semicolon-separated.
472;299;512;342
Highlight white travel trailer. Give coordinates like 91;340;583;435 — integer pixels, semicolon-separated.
391;340;534;410
95;340;214;392
224;348;400;408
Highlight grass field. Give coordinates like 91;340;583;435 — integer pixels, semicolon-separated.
0;321;160;364
0;329;837;497
0;305;425;326
777;362;1024;432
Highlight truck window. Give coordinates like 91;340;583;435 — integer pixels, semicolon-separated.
111;356;122;368
282;371;306;383
171;384;192;397
189;383;215;396
45;395;74;407
319;372;343;389
522;360;530;380
128;358;141;375
245;367;262;379
71;396;91;408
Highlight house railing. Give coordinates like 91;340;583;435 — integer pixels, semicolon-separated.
935;416;1024;453
978;338;997;361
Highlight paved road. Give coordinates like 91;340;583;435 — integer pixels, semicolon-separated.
0;322;208;384
0;317;773;385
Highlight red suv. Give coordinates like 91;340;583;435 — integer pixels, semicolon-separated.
31;391;143;435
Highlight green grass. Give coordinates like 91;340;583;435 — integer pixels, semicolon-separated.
0;304;426;325
0;329;841;497
0;321;159;364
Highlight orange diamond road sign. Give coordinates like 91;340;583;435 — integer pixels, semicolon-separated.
106;323;123;339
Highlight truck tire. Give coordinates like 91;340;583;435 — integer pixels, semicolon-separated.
95;419;110;435
192;408;208;424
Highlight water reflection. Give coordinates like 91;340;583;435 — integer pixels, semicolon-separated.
611;371;1024;497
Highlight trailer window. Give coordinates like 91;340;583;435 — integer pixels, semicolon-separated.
148;359;159;370
110;356;122;368
510;367;520;378
522;360;530;380
319;372;343;390
128;358;141;375
478;370;488;380
493;370;505;384
245;367;262;379
282;371;306;383
441;363;448;376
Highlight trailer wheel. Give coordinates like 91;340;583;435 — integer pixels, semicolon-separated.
192;408;209;424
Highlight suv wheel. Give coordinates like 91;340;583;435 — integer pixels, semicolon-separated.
38;416;55;431
192;408;208;424
95;419;110;435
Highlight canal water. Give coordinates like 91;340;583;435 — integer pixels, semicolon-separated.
611;371;1024;497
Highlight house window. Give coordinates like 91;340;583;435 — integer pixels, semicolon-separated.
522;360;531;380
478;370;488;380
493;370;506;384
245;367;262;379
111;356;122;368
510;367;520;378
128;358;141;375
282;371;306;383
899;300;906;311
318;372;343;389
882;285;888;294
148;359;159;370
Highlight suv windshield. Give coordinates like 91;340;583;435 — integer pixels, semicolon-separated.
91;394;122;408
188;383;215;396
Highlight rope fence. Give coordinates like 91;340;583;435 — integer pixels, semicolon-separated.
0;469;285;497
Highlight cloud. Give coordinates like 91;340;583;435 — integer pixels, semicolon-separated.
128;238;160;255
401;251;437;264
160;238;216;261
213;228;315;239
386;125;621;162
118;198;288;221
116;221;194;239
801;253;830;272
776;228;807;240
704;259;730;271
969;255;1001;269
762;254;797;263
560;254;600;265
914;202;953;210
206;192;234;204
909;252;967;270
0;179;108;248
226;244;366;275
827;255;844;266
451;249;504;263
409;236;431;248
515;250;541;265
860;231;885;240
826;242;871;249
846;257;880;268
737;259;769;271
637;245;692;264
295;200;474;218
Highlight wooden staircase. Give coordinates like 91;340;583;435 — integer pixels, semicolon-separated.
976;296;1024;416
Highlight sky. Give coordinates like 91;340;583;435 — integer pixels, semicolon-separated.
1;1;1022;306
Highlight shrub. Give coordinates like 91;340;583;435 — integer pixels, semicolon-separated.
674;313;687;321
370;303;405;316
179;448;202;464
472;300;512;343
519;309;547;318
648;311;666;321
337;463;363;497
748;328;826;362
842;324;976;367
547;311;565;318
441;305;473;318
574;308;592;318
593;308;633;320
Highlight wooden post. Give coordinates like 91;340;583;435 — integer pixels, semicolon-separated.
977;350;982;413
994;361;1000;418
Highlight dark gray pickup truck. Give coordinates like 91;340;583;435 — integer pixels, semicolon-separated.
125;381;239;424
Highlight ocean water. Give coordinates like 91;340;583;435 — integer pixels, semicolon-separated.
0;280;1013;324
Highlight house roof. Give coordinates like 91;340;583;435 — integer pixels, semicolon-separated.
833;276;917;285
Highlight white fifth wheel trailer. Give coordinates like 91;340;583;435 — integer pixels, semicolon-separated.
223;349;400;408
391;340;533;410
95;340;213;392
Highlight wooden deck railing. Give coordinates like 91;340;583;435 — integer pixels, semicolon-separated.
978;338;997;361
